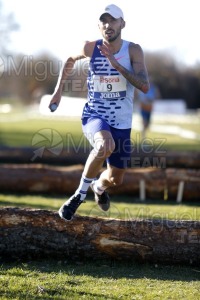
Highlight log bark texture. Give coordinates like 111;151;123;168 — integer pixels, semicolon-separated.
0;147;200;168
0;164;200;200
0;164;83;194
0;207;199;264
166;168;200;200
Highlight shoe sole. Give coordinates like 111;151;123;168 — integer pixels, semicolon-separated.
95;199;110;211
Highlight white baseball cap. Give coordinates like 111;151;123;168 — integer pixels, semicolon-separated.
99;4;124;20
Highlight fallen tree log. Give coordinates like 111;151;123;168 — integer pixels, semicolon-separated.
0;147;87;165
0;164;200;200
166;169;200;200
164;150;200;168
0;147;200;168
0;164;84;194
0;207;199;265
109;168;166;199
112;168;200;200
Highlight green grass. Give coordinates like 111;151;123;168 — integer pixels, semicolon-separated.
0;110;200;150
0;110;200;299
0;114;83;147
0;194;199;221
0;260;200;300
0;196;200;300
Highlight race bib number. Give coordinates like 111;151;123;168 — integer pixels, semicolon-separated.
93;75;127;99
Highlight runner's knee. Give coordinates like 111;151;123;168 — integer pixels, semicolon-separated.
109;175;123;186
94;138;115;159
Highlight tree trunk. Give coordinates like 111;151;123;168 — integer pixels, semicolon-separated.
0;164;83;194
166;168;200;200
0;147;200;168
109;167;166;199
0;207;199;265
0;164;200;200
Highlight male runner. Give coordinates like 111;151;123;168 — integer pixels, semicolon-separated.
49;4;150;221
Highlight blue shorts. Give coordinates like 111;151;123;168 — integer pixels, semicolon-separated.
82;117;131;169
141;109;151;124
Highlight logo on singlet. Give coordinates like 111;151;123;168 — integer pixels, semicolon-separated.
100;92;120;99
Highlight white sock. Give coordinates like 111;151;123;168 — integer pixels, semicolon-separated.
92;179;107;195
75;175;94;201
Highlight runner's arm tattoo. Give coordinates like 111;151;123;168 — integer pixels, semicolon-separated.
113;43;150;93
115;62;150;93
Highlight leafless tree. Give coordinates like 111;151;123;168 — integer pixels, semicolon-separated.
0;0;19;55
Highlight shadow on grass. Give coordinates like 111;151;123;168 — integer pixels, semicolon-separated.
0;200;58;210
1;259;200;282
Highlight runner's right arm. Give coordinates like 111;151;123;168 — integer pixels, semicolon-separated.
49;54;85;108
48;41;95;108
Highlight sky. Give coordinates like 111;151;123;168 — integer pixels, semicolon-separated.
2;0;200;66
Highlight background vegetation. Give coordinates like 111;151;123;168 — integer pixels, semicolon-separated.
1;52;200;110
0;0;200;110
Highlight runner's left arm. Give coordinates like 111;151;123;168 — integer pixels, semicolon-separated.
98;42;150;94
